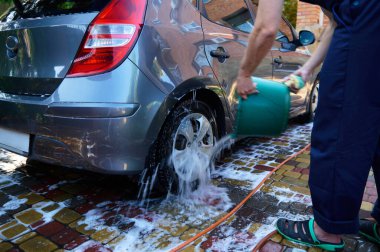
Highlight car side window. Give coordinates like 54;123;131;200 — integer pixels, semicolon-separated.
277;18;294;43
203;0;254;33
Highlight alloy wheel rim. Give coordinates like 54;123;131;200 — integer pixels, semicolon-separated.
311;82;319;117
171;113;214;182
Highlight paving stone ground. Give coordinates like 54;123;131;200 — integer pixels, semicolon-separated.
0;122;377;252
217;149;378;252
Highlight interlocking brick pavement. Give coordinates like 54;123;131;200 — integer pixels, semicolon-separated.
240;148;378;252
2;123;359;252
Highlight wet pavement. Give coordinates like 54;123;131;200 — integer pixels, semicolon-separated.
0;122;378;252
252;147;379;252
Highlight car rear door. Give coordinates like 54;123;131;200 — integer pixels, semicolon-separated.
0;0;110;97
200;0;273;121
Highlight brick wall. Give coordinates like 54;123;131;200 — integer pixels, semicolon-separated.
297;1;322;28
297;1;329;29
296;1;329;50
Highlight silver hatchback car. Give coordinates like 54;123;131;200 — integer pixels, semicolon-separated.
0;0;318;190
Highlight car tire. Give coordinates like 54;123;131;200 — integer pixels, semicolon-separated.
149;99;219;194
25;159;45;168
299;78;319;123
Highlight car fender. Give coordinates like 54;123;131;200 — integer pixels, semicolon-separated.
145;77;233;147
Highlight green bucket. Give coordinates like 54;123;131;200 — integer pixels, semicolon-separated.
233;77;291;138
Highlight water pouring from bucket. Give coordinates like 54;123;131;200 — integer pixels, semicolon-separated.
164;75;304;200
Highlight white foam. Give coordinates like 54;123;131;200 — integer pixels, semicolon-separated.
32;201;66;227
266;211;311;227
2;197;27;210
267;186;312;205
0;175;14;189
78;209;107;231
0;150;26;172
96;201;113;208
73;241;111;252
110;219;160;252
48;180;70;191
201;225;257;251
215;167;269;190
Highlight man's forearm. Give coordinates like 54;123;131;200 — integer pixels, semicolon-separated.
239;28;276;77
238;0;284;77
236;0;284;99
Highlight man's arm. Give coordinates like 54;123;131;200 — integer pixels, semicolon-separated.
291;9;336;81
237;0;284;99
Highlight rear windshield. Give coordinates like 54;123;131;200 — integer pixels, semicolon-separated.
0;0;112;22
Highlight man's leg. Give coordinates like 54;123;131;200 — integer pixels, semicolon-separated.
277;0;380;248
309;0;380;234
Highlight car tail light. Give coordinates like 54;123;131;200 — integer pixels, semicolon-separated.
67;0;147;77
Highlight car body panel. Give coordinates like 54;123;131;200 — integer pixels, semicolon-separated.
128;0;233;133
0;58;167;173
0;0;318;174
200;13;273;124
0;13;97;95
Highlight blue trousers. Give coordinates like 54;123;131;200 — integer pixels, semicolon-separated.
310;0;380;234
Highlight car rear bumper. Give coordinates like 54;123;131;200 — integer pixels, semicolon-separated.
0;59;167;174
0;100;154;174
32;105;150;175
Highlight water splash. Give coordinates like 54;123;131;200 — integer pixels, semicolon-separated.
209;135;234;172
137;164;160;206
169;134;234;198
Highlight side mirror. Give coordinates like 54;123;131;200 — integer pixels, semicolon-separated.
299;30;315;46
280;30;315;52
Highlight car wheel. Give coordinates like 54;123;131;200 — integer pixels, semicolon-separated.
309;79;319;120
298;78;319;123
150;99;219;194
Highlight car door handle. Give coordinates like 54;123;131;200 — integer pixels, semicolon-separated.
273;57;283;64
210;47;230;61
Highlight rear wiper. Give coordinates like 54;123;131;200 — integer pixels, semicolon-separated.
12;0;24;18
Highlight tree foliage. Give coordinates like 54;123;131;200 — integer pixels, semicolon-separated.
0;0;14;16
283;0;298;28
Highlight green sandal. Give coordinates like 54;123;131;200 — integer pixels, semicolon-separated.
276;218;345;251
359;219;380;245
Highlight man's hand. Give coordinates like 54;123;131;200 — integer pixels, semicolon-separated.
282;67;313;83
236;75;258;100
